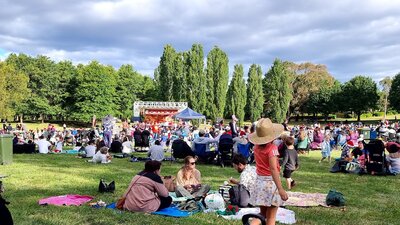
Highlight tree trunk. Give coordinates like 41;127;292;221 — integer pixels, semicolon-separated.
20;114;23;124
357;112;361;122
41;114;44;124
384;94;388;121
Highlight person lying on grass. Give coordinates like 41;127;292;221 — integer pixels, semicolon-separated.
122;160;172;213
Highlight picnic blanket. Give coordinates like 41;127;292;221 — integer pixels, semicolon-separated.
283;191;328;207
169;192;189;202
152;206;191;217
39;194;94;206
220;207;296;224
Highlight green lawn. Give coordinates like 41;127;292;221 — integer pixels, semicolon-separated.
1;151;399;225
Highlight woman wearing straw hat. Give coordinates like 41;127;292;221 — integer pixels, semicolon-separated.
247;118;288;225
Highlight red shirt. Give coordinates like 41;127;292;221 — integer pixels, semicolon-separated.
254;143;280;176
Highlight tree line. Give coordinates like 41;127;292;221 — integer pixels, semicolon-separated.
1;44;400;124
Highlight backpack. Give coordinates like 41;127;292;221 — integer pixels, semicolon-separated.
326;189;345;206
228;184;250;208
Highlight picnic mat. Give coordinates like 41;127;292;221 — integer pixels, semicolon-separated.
152;206;191;217
39;194;94;206
221;207;296;224
169;192;188;202
283;191;328;207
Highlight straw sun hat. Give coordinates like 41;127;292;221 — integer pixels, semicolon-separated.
248;118;284;145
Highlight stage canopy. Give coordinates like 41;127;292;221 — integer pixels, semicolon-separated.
174;107;206;120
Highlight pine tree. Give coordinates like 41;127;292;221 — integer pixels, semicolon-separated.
172;52;186;101
206;47;229;120
263;59;293;123
246;64;264;122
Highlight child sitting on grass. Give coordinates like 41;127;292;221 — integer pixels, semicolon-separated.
281;136;299;190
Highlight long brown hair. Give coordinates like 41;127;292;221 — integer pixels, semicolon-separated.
181;156;195;180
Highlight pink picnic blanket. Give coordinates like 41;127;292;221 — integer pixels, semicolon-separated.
283;191;328;207
39;194;94;206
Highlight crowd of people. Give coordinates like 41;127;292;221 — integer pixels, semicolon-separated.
2;116;400;225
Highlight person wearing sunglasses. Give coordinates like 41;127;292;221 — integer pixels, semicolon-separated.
175;156;210;198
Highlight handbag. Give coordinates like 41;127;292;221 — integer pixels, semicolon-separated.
162;176;176;192
98;179;115;193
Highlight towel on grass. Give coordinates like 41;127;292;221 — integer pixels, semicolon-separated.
220;207;296;224
283;191;328;207
39;195;94;206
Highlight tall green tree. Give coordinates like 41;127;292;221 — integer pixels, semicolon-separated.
54;60;76;120
185;44;207;114
71;61;117;122
340;75;379;121
388;73;400;112
305;80;341;121
206;47;229;120
263;59;293;123
379;76;392;120
288;62;335;117
0;62;29;120
157;45;176;101
172;52;186;101
225;64;246;124
246;64;264;122
116;64;142;119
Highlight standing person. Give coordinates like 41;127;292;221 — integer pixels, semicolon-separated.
121;160;172;213
320;134;332;163
175;156;211;198
248;118;288;225
281;137;299;190
229;115;239;138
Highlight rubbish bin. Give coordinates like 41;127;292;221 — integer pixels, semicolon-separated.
0;134;13;165
361;128;371;140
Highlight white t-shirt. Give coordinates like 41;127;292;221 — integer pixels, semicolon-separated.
92;151;110;163
122;141;133;154
36;139;51;154
148;145;165;161
85;145;96;158
55;141;63;151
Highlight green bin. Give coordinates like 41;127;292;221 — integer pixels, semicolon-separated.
361;128;371;140
0;134;13;165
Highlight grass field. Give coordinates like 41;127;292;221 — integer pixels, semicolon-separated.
1;150;399;225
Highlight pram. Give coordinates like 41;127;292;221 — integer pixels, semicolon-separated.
364;139;387;175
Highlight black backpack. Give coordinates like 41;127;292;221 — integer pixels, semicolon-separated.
98;179;115;193
229;184;250;208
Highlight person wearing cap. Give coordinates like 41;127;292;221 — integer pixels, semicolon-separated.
248;118;288;225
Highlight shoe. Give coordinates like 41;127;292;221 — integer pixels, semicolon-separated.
291;180;296;188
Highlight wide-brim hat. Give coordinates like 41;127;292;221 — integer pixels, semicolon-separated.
248;118;284;145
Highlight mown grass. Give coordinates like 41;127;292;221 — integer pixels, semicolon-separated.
1;150;399;225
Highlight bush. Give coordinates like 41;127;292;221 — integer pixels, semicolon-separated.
362;113;373;118
372;112;384;117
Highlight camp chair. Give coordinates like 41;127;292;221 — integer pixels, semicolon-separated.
237;143;251;159
193;143;216;164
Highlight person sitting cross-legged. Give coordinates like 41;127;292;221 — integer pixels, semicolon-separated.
175;156;210;199
122;160;172;213
229;154;257;196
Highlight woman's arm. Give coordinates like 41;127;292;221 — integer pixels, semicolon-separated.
269;156;288;201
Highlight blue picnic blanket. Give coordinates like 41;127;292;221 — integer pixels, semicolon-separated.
152;206;190;217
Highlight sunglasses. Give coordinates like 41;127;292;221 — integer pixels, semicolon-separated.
189;162;196;165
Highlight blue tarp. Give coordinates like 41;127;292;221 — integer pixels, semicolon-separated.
174;108;206;120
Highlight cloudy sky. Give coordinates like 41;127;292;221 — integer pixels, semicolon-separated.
1;0;399;82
